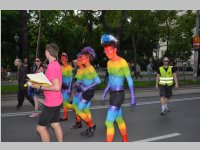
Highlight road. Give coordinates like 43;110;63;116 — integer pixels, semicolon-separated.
1;87;200;142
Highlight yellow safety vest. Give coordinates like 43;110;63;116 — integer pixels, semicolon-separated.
159;66;174;86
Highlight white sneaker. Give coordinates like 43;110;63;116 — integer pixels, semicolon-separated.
29;113;39;118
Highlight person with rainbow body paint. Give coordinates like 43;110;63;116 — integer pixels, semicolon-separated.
76;47;101;137
60;52;73;121
101;34;136;142
70;53;85;129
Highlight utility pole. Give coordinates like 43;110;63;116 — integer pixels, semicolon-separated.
193;10;200;80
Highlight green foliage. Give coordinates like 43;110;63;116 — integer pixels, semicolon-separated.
167;11;196;61
1;10;197;71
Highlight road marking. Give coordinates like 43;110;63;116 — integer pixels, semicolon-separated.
1;97;200;117
134;133;181;142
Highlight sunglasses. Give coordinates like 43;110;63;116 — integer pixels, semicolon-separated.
163;60;169;62
35;60;40;62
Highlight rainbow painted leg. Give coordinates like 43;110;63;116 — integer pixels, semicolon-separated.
116;108;128;142
71;95;82;129
60;91;71;121
77;100;94;128
60;101;69;121
83;101;92;121
105;106;119;142
77;100;96;136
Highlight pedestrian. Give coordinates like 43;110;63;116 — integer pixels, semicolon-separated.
14;58;35;109
29;57;45;118
23;57;31;73
156;57;179;115
76;47;101;137
70;53;85;129
100;34;136;142
146;62;153;81
135;63;142;80
30;43;63;142
130;62;135;79
59;52;73;121
72;59;78;79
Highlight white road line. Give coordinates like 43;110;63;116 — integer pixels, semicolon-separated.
134;133;181;142
1;96;200;117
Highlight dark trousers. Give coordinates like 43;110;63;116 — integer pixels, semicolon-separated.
17;88;35;108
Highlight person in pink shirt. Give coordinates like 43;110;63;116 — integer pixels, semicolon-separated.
31;43;63;142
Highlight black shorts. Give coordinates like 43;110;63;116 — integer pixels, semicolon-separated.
109;90;125;107
159;85;172;99
38;105;61;126
82;89;94;101
62;84;69;90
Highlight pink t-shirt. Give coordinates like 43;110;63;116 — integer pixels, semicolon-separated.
43;61;63;107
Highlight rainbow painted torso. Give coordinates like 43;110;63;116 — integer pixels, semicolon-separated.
62;64;73;86
107;58;132;91
81;65;101;87
75;68;84;84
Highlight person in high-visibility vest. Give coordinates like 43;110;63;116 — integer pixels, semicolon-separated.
156;57;179;115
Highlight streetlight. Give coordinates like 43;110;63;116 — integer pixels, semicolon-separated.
14;33;20;58
193;10;200;80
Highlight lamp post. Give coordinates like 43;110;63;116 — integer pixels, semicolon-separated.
193;10;200;80
14;33;20;58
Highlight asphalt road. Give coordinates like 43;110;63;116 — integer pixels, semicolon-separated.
1;92;200;142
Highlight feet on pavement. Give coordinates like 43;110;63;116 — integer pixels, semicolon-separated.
80;125;96;137
29;113;40;118
71;122;82;129
160;111;166;116
59;118;68;122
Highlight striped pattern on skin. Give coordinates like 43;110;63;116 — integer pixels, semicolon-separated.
105;108;128;142
62;65;73;84
107;58;133;89
107;58;131;77
75;68;84;82
81;65;100;86
75;65;100;127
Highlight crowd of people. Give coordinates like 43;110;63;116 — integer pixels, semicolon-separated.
13;34;178;142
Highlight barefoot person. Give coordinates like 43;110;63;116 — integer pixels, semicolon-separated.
101;34;136;142
71;53;85;129
31;43;63;142
59;52;73;121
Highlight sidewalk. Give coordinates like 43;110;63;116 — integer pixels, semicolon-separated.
2;86;200;101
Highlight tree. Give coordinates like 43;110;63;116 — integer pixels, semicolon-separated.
36;10;41;58
19;10;29;59
166;10;196;62
154;10;178;52
125;10;160;67
1;10;21;71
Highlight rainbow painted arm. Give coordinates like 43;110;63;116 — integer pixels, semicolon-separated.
80;76;101;92
67;78;73;93
101;83;110;102
126;76;136;107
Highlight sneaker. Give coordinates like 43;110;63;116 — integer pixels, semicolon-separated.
59;118;68;122
87;125;96;137
16;105;22;110
80;128;89;136
29;113;40;118
71;122;82;129
165;109;170;112
160;111;166;115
